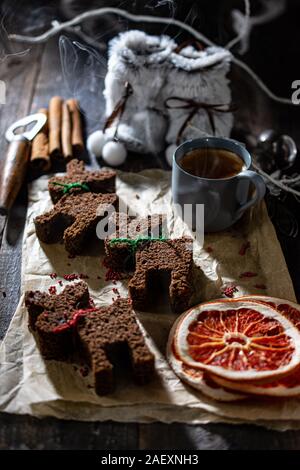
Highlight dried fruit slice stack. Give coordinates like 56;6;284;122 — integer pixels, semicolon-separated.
167;297;300;401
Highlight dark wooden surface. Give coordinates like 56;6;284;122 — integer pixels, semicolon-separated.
1;37;300;450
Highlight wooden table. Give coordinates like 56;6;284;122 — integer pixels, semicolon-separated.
1;38;300;450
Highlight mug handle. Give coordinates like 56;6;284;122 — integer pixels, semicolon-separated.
234;170;266;220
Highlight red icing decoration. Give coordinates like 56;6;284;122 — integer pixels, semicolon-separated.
52;308;98;333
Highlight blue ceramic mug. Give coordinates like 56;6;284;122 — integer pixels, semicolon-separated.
172;137;266;232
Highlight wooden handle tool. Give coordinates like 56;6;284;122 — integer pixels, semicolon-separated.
0;113;47;245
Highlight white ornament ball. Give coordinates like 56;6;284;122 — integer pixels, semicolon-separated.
165;144;177;167
87;130;107;157
102;141;127;167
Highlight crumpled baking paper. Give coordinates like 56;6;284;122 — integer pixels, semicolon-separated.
0;169;299;430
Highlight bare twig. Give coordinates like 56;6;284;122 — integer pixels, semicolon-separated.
8;7;215;47
7;6;294;105
252;162;300;198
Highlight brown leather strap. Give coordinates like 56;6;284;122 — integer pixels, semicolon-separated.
103;81;133;136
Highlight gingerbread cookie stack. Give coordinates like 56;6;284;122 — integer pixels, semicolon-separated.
34;159;117;255
25;282;154;395
105;213;194;314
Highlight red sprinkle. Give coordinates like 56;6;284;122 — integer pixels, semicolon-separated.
239;272;258;279
48;285;57;295
239;241;250;256
58;280;63;286
254;284;267;290
63;273;79;281
50;272;57;279
222;285;238;298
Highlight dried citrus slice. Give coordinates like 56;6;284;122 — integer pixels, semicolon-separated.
173;300;300;382
210;368;300;397
239;295;300;330
167;331;246;401
208;296;300;397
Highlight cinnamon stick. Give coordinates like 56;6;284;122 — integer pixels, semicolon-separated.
61;101;72;161
66;98;84;158
49;96;63;159
30;108;51;172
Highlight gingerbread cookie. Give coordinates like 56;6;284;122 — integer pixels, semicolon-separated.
104;213;166;270
25;281;90;359
129;238;194;314
49;159;116;203
77;298;155;395
34;192;118;255
105;215;194;313
25;283;154;394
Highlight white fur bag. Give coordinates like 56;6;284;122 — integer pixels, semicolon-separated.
104;30;175;155
102;31;233;161
164;43;233;161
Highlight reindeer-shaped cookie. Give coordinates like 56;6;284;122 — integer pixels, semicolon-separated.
35;192;118;255
25;282;154;394
49;159;116;203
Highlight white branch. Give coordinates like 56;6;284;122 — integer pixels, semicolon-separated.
230;0;286;54
7;6;294;105
8;7;215;47
252;163;300;198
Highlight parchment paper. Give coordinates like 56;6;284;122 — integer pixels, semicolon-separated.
0;169;299;430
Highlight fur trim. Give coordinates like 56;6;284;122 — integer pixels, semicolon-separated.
104;31;233;153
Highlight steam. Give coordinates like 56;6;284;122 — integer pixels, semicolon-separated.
231;0;286;54
59;36;107;124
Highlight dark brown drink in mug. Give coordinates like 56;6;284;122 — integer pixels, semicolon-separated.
179;148;245;180
172;137;266;232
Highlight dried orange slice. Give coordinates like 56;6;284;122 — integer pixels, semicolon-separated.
210;368;300;397
239;295;300;330
209;296;300;397
173;300;300;382
167;328;246;401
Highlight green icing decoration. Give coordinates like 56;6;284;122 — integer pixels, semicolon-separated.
52;181;90;194
109;236;168;254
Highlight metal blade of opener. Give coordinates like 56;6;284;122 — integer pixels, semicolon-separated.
5;112;47;142
0;113;47;248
